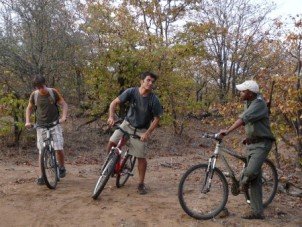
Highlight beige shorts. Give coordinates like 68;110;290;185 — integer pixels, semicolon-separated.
110;120;147;158
37;124;64;154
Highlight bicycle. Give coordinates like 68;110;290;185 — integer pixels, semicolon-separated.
178;132;278;220
33;121;61;189
91;125;138;200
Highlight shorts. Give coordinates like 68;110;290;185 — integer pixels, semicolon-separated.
109;120;147;158
37;124;64;154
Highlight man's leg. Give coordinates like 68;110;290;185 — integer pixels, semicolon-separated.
137;157;147;194
241;144;270;218
36;130;45;185
250;170;263;215
56;150;66;178
138;158;147;184
56;150;65;167
52;124;66;177
106;141;116;153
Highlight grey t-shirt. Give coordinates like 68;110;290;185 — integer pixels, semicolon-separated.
118;87;163;129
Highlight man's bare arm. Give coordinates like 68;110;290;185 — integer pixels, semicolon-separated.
107;97;121;126
57;97;68;122
140;116;160;141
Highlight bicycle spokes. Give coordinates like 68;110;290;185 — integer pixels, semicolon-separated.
178;164;229;220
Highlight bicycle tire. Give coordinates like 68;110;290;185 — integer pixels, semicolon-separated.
92;153;118;200
116;155;136;188
178;164;229;220
41;146;58;189
244;158;278;207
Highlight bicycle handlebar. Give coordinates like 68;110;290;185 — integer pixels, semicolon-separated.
202;132;222;142
110;121;141;140
31;120;60;130
117;126;141;139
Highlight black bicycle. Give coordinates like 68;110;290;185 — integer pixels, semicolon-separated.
92;125;138;200
178;132;278;220
34;121;61;189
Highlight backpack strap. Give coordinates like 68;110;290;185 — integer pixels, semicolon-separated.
34;90;38;106
46;87;55;102
33;88;56;106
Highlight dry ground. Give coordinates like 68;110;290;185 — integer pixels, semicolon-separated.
0;117;301;226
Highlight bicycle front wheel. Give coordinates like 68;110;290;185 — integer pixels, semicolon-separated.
92;153;118;200
178;164;228;220
41;147;58;189
116;155;136;188
244;159;278;207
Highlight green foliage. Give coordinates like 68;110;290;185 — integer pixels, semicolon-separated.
0;92;27;136
271;76;302;149
81;1;203;128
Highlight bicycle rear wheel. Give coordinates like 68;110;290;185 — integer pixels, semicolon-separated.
41;147;58;189
244;159;278;207
116;155;136;188
92;153;118;200
178;164;228;220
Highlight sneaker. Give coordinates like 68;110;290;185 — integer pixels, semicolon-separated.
137;183;147;195
241;212;265;220
36;177;45;185
59;167;66;178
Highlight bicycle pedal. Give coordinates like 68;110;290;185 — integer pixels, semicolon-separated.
223;171;231;177
231;181;240;196
120;172;134;177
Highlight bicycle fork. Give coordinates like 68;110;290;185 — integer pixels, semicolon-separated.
201;155;217;193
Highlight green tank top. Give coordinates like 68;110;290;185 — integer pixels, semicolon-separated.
30;89;59;126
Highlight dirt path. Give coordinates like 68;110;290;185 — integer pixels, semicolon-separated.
0;154;301;227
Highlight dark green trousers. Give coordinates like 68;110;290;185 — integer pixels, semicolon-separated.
240;140;273;214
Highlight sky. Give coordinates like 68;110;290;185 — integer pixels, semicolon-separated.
271;0;302;17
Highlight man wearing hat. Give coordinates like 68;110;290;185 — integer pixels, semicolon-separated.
219;80;275;219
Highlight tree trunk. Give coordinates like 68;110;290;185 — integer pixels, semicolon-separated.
13;112;22;147
75;68;83;106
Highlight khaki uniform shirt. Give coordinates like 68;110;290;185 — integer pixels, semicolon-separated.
239;96;275;141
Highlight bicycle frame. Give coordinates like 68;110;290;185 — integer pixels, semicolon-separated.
112;134;129;174
42;128;54;150
92;125;139;199
203;136;246;192
101;126;138;176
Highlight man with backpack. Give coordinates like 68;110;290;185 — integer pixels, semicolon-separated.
25;75;68;185
107;71;163;195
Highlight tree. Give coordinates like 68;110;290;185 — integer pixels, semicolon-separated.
0;0;84;145
80;0;201;134
272;15;302;168
185;0;275;102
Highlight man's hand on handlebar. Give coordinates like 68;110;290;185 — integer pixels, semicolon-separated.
59;117;67;123
140;131;151;142
107;116;115;127
25;122;32;129
218;129;228;138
